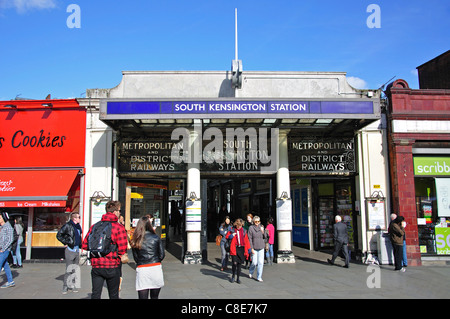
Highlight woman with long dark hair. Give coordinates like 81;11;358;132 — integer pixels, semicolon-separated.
130;216;165;299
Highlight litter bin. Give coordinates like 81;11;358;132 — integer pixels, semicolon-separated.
377;232;394;265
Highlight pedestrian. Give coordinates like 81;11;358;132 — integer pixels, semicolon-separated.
0;212;15;288
130;215;165;299
11;216;24;269
82;200;128;299
388;213;397;232
389;216;406;272
219;216;232;271
265;217;275;265
228;218;250;284
402;221;408;268
243;213;253;268
117;213;128;293
327;215;350;268
171;201;181;236
56;212;83;294
248;215;266;282
218;205;228;228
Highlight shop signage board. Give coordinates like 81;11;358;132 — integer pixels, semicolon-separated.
288;137;356;173
0;100;86;207
119;139;187;172
105;100;375;117
119;136;356;174
118;135;274;173
0;200;66;208
0;101;86;168
413;157;450;176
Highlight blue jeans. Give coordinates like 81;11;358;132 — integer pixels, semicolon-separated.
12;237;23;266
220;241;229;268
265;244;274;260
402;240;408;267
249;248;265;280
0;250;13;283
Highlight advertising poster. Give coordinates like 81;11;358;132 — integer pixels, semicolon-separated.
185;200;201;231
276;199;292;231
435;227;450;255
90;200;108;226
436;178;450;217
367;200;386;230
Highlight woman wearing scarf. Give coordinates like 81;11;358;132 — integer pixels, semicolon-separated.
227;218;250;284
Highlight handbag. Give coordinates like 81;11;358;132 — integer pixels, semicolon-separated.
215;235;222;246
121;252;129;264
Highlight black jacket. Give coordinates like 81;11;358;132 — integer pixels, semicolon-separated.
333;222;349;244
132;231;165;266
56;220;82;249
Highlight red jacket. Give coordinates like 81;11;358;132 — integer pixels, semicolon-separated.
227;228;251;258
82;212;128;268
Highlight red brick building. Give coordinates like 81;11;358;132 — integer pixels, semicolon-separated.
386;77;450;266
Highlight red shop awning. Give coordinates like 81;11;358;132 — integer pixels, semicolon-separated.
0;170;79;208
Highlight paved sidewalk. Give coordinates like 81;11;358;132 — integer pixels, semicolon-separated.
1;243;449;299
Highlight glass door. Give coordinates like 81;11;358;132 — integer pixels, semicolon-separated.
126;182;168;240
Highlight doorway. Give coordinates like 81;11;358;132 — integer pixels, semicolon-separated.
312;179;357;252
125;181;169;241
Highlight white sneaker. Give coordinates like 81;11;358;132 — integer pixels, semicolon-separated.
249;273;252;279
400;267;406;272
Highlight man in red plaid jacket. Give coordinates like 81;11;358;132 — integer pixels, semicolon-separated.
82;200;128;299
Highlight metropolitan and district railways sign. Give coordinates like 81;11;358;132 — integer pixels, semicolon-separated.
118;137;356;174
118;138;269;173
288;137;355;173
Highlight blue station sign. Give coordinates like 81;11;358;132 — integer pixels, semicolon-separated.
100;99;379;120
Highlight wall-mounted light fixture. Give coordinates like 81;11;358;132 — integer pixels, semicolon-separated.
276;191;291;201
91;191;109;204
370;190;385;203
41;103;53;108
3;104;17;109
187;192;199;201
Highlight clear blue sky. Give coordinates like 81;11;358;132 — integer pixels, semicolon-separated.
0;0;448;100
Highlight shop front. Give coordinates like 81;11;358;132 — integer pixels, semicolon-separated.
414;157;450;256
87;70;384;264
387;78;450;266
0;99;86;259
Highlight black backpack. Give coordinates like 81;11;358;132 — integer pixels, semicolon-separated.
87;221;117;258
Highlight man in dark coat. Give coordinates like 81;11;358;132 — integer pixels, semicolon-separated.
57;212;82;294
327;215;350;268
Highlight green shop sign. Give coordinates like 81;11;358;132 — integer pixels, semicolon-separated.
414;157;450;176
436;227;450;255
